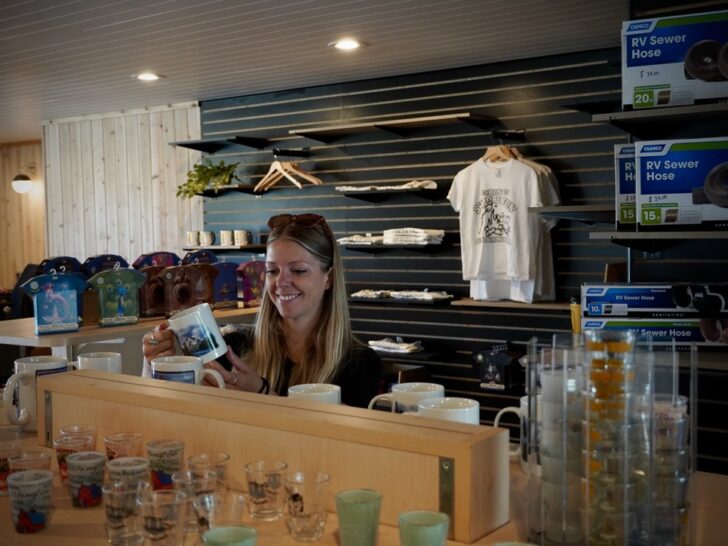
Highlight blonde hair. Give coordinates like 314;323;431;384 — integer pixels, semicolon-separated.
244;216;352;391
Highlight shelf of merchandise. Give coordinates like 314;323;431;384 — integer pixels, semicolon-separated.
528;204;615;224
182;244;266;252
288;112;493;142
589;231;728;253
341;187;446;203
451;298;571;312
197;185;263;197
591;102;728;139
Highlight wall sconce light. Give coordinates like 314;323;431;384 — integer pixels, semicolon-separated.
11;174;33;194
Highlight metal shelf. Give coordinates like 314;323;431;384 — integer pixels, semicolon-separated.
342;187;445;203
589;230;728;253
182;244;266;252
451;298;570;312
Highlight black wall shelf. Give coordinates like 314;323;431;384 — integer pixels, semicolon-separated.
171;136;270;154
451;298;570;312
528;204;615;225
589;230;728;253
288;112;493;143
349;297;453;306
342;187;445;203
182;244;266;252
592;102;728;139
344;243;447;254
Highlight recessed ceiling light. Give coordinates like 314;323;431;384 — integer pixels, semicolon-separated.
135;72;161;81
330;38;365;51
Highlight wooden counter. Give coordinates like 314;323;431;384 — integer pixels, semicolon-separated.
2;426;726;545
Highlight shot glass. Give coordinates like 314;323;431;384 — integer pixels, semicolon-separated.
398;511;450;546
188;452;231;491
244;460;288;521
8;450;52;473
102;481;147;546
53;434;95;481
7;470;54;533
60;424;98;448
336;489;382;546
193;492;246;536
0;441;22;496
105;432;143;460
146;439;185;490
137;489;187;546
284;470;330;542
172;469;218;532
203;525;258;546
107;456;151;486
66;451;107;508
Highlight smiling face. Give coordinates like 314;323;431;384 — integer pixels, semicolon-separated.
265;238;331;326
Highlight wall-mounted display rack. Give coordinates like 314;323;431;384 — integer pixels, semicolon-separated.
344;243;447;254
182;244;266;252
171;136;270;154
528;204;615;224
451;298;570;312
589;231;728;253
349;296;452;306
342;187;446;203
591;102;728;139
288;112;493;143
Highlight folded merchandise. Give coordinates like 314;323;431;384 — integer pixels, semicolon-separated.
350;289;452;301
335;180;437;192
368;337;423;353
382;228;444;245
336;234;384;245
350;289;391;299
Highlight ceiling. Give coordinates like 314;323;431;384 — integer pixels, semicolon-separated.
0;0;630;144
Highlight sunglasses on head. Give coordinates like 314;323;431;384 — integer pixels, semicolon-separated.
268;213;329;232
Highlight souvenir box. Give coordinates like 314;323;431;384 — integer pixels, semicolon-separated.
132;252;180;269
138;266;167;317
237;261;265;308
37;256;83;275
82;254;129;276
161;264;217;316
21;273;87;334
87;269;145;326
212;262;239;309
182;249;217;265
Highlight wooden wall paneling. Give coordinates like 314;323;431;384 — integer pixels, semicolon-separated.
42;104;201;263
0;142;43;287
196;47;727;471
90;119;107;255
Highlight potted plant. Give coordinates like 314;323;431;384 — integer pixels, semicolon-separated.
176;158;240;198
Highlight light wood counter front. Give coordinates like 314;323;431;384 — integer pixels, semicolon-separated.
34;371;509;543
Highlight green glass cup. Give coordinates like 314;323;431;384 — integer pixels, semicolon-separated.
202;525;258;546
399;510;449;546
336;489;382;546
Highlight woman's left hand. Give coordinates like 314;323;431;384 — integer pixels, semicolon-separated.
203;347;265;392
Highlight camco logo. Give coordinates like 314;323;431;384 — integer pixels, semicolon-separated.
586;288;604;295
642;144;665;152
628;22;651;31
584;321;604;328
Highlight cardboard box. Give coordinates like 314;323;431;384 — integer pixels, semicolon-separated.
615;144;636;229
636;137;728;229
622;10;728;109
581;317;717;345
582;283;728;319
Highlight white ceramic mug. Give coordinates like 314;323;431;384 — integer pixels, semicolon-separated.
3;356;68;431
367;382;445;413
494;395;542;475
168;303;227;363
186;231;200;247
200;231;215;246
77;352;122;374
220;230;233;246
287;383;341;405
151;356;225;389
415;397;480;425
233;230;249;246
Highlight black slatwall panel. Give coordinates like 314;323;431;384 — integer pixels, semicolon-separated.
199;47;728;473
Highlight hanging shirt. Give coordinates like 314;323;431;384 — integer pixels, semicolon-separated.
448;159;547;281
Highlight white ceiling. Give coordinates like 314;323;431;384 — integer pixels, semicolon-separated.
0;0;630;144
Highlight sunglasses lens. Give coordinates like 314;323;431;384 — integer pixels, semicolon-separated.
268;214;324;229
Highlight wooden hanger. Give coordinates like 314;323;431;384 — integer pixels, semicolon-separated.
254;160;323;192
482;145;515;162
281;162;323;185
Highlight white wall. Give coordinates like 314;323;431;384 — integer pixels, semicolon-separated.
42;102;202;263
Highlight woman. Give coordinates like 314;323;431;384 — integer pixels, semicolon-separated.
142;213;382;407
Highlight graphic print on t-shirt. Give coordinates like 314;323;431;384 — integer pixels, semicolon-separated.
473;188;517;243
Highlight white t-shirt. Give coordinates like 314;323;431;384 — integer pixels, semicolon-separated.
448;159;549;281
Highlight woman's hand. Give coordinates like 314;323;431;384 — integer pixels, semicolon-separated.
142;321;177;361
203;347;265;393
